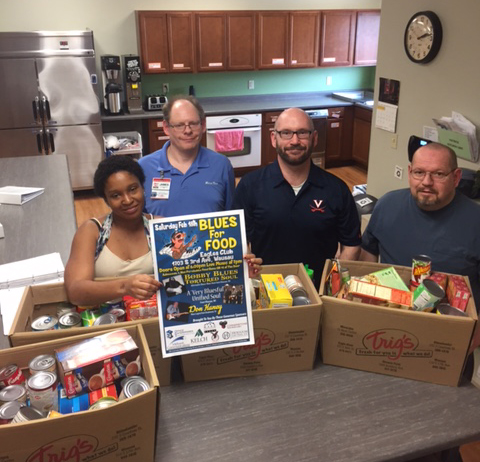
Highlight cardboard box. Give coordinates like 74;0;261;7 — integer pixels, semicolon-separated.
0;324;159;462
181;263;322;382
9;282;171;386
319;260;477;386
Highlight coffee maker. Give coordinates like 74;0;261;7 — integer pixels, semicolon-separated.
123;55;143;114
101;55;123;115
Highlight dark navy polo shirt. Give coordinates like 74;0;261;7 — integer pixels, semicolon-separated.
233;161;361;287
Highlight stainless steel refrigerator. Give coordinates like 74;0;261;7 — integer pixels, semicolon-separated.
0;30;103;190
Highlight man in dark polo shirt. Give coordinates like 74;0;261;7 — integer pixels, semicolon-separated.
233;107;361;287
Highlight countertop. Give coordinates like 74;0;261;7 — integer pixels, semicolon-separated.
101;91;373;122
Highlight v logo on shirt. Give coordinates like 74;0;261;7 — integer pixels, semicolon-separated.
310;199;326;213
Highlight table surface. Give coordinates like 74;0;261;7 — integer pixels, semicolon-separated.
156;361;480;462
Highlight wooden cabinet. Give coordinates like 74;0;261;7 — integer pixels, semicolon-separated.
148;119;169;153
167;13;195;73
196;12;227;72
352;106;372;167
320;10;356;67
227;12;256;70
262;112;281;165
354;10;381;66
325;106;353;166
289;12;320;68
257;12;289;69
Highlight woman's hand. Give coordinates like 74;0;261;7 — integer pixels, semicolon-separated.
244;253;262;278
124;274;162;300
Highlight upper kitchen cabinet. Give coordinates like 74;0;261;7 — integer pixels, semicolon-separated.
136;11;169;73
196;12;227;72
289;11;320;68
354;10;381;66
319;10;356;67
257;12;289;69
227;12;256;71
136;11;195;74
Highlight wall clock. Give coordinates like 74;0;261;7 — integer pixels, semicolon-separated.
404;11;443;64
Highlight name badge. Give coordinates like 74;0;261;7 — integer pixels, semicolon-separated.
151;178;170;200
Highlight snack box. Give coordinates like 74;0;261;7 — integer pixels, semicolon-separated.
259;273;293;308
319;260;477;386
0;324;159;462
181;263;322;382
8;282;171;386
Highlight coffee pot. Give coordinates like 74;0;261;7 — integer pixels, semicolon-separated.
105;82;122;114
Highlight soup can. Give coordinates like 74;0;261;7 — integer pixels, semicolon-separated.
413;279;445;312
29;354;56;376
119;376;151;401
293;295;311;306
108;308;126;323
284;275;309;299
31;315;58;332
89;397;117;411
436;303;469;317
27;371;58;413
56;302;77;318
0;384;27;405
411;255;431;285
11;405;45;423
58;312;82;329
0;401;25;425
93;313;117;326
0;364;26;388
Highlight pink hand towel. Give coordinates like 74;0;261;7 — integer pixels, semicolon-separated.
215;130;244;152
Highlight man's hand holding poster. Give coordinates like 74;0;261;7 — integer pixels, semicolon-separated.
150;210;254;357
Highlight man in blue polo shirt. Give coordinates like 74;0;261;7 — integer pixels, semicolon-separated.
139;95;234;217
233;107;361;287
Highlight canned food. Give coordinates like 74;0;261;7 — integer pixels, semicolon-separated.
0;385;27;404
11;405;45;423
31;315;58;331
81;308;103;326
93;313;117;326
0;401;25;424
100;300;124;311
89;397;117;410
293;295;311;306
119;376;151;401
436;303;469;317
341;268;351;284
413;279;445;312
56;302;77;318
27;371;58;413
411;255;431;285
0;364;26;388
29;354;56;375
108;308;126;322
284;275;309;299
58;312;83;329
47;410;63;419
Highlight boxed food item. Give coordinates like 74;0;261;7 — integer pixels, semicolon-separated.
8;282;171;386
0;324;159;462
348;277;413;308
319;260;477;386
181;263;322;382
446;275;471;311
259;273;293;308
55;329;140;398
123;293;158;320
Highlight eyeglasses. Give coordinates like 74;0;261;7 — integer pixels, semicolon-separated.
275;129;312;140
410;169;456;182
168;121;202;132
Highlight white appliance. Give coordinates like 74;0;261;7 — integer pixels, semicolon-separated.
206;114;262;168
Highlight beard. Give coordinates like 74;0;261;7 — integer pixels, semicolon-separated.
413;188;440;210
276;143;312;166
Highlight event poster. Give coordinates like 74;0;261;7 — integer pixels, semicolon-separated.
149;210;254;358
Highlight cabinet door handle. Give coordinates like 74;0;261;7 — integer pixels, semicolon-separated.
156;135;169;141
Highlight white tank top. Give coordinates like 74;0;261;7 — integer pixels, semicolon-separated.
94;245;154;278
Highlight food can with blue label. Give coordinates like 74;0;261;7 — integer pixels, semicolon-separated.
31;315;58;331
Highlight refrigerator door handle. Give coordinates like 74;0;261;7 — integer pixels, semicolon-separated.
36;129;45;155
40;96;51;124
48;129;55;154
32;96;41;125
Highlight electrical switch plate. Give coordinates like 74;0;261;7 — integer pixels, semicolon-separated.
394;165;403;180
391;134;398;149
162;83;169;94
326;76;332;86
248;80;254;90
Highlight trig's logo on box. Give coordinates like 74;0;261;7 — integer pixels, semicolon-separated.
357;329;431;361
27;435;100;462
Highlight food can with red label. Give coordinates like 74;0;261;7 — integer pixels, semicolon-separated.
27;371;58;413
29;354;56;375
0;364;26;388
0;400;25;424
413;279;445;312
0;384;27;404
411;255;432;285
31;315;58;331
108;308;126;322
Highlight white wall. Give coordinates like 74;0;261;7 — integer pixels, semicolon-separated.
0;0;381;56
367;0;480;198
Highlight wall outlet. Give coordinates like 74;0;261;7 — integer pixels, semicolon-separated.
162;83;169;94
394;165;403;180
391;134;398;149
248;80;254;90
326;76;332;86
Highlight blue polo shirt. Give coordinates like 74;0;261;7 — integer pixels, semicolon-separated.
232;161;361;287
139;141;235;217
